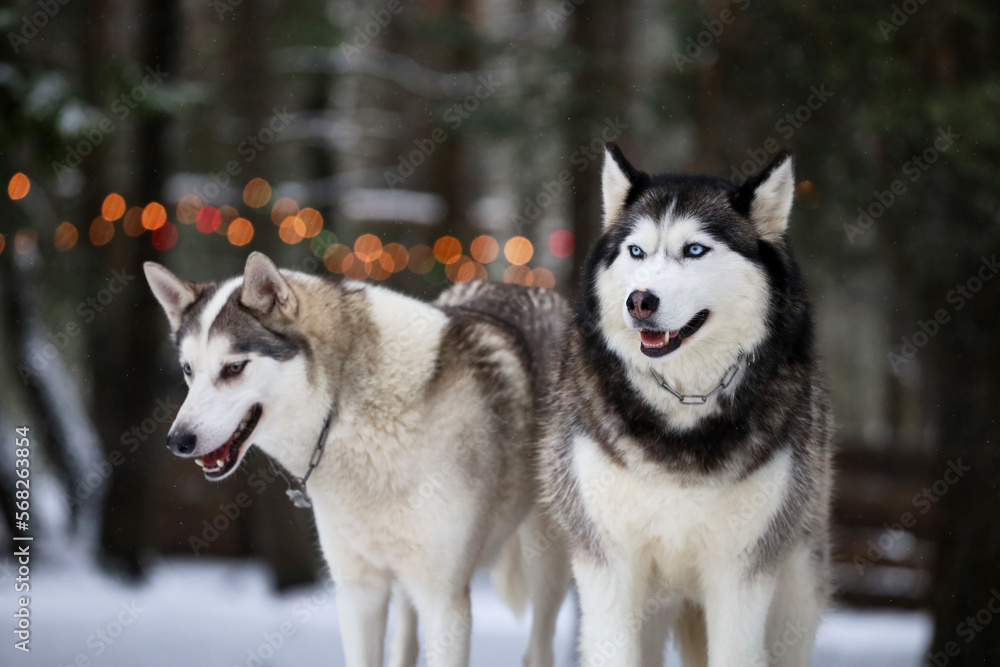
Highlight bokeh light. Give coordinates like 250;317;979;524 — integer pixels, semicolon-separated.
354;233;383;262
217;205;239;235
369;258;391;281
323;244;351;273
228;218;254;246
196;205;222;234
14;228;38;255
243;178;272;208
271;197;299;225
531;267;555;288
408;244;435;274
433;236;462;264
8;173;30;200
0;235;5;256
796;180;821;209
504;236;533;265
54;222;78;251
298;208;323;238
381;243;409;273
89;217;115;246
504;264;532;285
548;229;575;259
470;235;499;263
177;194;203;224
279;216;304;244
342;253;370;280
311;230;338;259
102;194;126;221
141;202;167;230
152;221;178;251
123;207;145;236
445;255;472;283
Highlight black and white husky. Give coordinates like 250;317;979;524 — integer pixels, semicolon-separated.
539;144;833;666
144;254;571;667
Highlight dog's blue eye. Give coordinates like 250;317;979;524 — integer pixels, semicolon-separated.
182;363;192;376
628;245;644;259
684;243;709;258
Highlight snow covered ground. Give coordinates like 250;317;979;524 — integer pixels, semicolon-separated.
1;558;931;667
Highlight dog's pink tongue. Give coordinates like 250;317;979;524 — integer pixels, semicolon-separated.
640;331;666;345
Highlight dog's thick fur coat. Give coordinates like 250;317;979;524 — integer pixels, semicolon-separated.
539;145;833;666
146;256;571;667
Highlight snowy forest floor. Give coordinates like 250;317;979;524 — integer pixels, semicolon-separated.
1;559;930;666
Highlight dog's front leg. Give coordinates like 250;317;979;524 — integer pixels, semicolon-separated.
416;587;472;667
702;564;776;667
335;570;392;667
574;556;642;667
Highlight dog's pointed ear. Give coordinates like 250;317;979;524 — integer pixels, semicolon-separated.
144;262;197;332
602;143;643;227
732;149;795;242
241;252;298;319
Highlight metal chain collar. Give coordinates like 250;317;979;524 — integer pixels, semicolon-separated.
285;410;333;509
649;353;745;405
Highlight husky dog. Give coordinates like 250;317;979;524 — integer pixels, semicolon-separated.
144;253;571;667
539;145;833;667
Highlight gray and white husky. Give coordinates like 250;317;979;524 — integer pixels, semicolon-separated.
539;144;833;667
144;253;571;667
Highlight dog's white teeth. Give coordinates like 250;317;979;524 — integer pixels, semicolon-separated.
195;458;204;467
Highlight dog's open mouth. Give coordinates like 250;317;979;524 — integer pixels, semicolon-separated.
196;404;262;479
640;310;710;358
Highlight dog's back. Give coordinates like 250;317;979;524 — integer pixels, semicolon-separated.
434;280;568;413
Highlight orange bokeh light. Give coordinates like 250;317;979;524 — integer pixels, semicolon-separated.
271;197;299;225
446;256;481;284
123;206;145;236
217;205;239;235
298;208;323;238
243;178;272;208
408;244;435;274
0;235;5;255
470;235;499;263
323;244;351;273
369;259;392;281
504;236;533;265
54;222;78;251
354;234;383;262
90;217;115;246
102;193;126;221
228;218;254;246
342;253;370;280
503;264;532;286
8;173;30;200
177;194;203;224
279;216;304;244
531;267;555;289
380;243;409;273
434;236;462;265
141;202;167;230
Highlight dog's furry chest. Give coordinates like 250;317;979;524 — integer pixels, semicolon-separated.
573;433;791;593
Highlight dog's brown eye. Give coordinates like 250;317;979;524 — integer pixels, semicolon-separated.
222;360;249;379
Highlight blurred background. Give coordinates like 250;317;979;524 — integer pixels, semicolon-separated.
1;0;998;665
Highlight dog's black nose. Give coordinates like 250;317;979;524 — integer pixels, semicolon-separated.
627;290;659;320
167;432;197;455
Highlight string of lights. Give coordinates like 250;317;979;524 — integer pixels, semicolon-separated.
4;173;576;288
